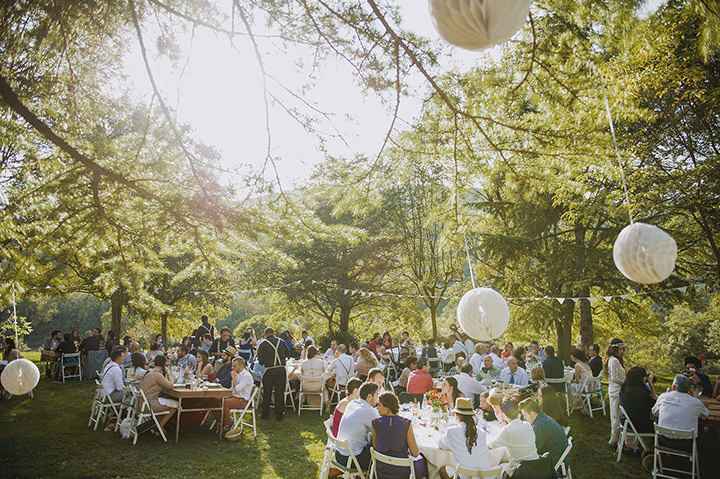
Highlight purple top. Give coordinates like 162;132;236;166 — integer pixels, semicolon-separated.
371;415;426;479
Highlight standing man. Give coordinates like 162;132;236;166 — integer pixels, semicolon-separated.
588;343;602;377
449;334;469;356
197;315;215;341
257;327;291;421
210;327;235;361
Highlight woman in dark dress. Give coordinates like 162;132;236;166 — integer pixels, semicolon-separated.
539;385;568;427
372;392;427;479
620;366;657;448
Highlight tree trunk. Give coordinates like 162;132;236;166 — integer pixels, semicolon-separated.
429;300;438;342
161;312;168;344
578;293;593;350
556;301;574;364
110;290;124;336
574;220;593;349
339;303;351;332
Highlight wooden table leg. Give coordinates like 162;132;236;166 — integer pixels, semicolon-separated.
175;396;182;443
220;397;225;440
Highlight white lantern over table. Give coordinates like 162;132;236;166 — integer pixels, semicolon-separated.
1;358;40;396
457;287;510;341
429;0;533;51
613;222;677;284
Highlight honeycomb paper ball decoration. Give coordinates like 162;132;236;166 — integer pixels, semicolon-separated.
1;358;40;396
457;287;510;341
613;222;677;284
429;0;533;51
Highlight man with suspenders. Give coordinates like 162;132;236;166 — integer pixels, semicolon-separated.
257;327;291;420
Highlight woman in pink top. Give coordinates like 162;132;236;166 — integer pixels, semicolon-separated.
330;378;362;437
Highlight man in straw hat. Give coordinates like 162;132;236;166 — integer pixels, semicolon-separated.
437;397;491;479
213;345;237;388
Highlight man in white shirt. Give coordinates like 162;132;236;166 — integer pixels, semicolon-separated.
322;339;338;362
219;357;254;433
468;343;486;373
455;364;488;404
101;347;127;403
488;397;538;476
335;382;380;470
652;374;709;439
489;345;504;370
449;334;468;356
299;330;313;346
324;345;355;389
461;333;474;358
499;357;529;386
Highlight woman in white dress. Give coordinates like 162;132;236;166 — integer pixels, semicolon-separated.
300;344;326;406
603;338;626;446
569;349;593;412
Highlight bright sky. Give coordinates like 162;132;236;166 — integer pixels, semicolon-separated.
124;0;664;191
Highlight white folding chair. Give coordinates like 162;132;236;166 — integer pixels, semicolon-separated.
319;418;336;479
453;464;503;478
88;384;104;428
369;447;415;479
555;436;573;479
546;377;571;417
326;433;366;478
116;385;138;431
330;374;355;406
617;404;655;461
91;379;121;431
61;352;82;382
652;424;699;479
229;385;259;438
129;389;170;445
581;375;606;417
563;426;571;437
284;378;298;411
298;375;324;415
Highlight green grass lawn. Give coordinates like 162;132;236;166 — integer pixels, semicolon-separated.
0;356;706;479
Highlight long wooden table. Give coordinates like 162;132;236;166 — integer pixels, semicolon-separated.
166;386;233;443
700;396;720;428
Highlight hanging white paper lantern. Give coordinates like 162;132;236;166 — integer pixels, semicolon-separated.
429;0;533;51
1;358;40;396
457;287;510;341
613;222;677;284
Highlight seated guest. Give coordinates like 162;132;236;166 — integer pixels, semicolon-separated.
455;364;487;404
440;343;455;369
489;345;504;369
146;342;163;362
331;378;363;437
176;345;197;372
476;354;501;383
299;339;315;360
213;346;237;388
620;366;657;448
367;334;381;359
336;382;381;470
396;356;418;394
127;352;148;381
52;333;78;379
217;357;254;434
126;342;144;365
644;374;709;472
200;334;213;352
406;357;434;395
514;347;527;370
530;365;547;387
478;391;497;421
499;357;529;386
195;350;214;380
438;397;490;479
368;368;385;394
236;332;255;362
538;385;568;427
422;338;438;359
398;331;415;363
684;356;714;397
78;330;100;355
372;392;427;479
488;397;539;477
324;344;355;390
323;339;339;362
569;349;593;411
448;334;469;356
442;376;464;407
299;330;314;346
354;347;377;381
348;343;360;362
542;345;565;392
151;333;164;352
501;342;514;361
104;330;119;354
588;343;603;377
70;329;82;347
447;351;467;376
44;330;62;351
138;354;177;432
301;345;326;406
519;398;569;470
101;347;127;403
209;327;235;360
527;340;546;364
468;343;486;373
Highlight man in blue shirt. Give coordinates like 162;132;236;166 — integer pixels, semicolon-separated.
214;346;236;388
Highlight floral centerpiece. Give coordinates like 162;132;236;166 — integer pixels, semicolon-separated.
425;390;450;413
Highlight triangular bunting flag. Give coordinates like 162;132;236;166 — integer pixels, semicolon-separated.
571;297;580;303
678;287;688;293
603;296;612;302
588;297;596;303
620;295;628;299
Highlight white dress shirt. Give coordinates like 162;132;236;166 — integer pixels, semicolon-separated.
469;353;484;373
101;361;124;398
232;368;254;402
489;418;538;475
322;347;336;362
652;390;709;437
464;339;475;355
336;398;379;456
438;422;490;478
324;354;355;385
452;340;469;355
455;372;488;403
499;367;529;386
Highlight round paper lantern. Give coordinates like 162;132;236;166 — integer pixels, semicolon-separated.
1;358;40;396
613;222;677;284
457;287;510;341
429;0;533;51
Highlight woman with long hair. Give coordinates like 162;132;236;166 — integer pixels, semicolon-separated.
538;385;568;427
70;329;81;347
372;392;426;479
354;347;377;381
138;354;177;432
569;348;593;411
195;350;214;380
442;376;464;406
300;345;326;406
438;397;490;479
237;332;255;362
620;366;656;449
2;337;20;362
127;352;148;381
514;346;527;370
501;342;514;361
604;338;626;446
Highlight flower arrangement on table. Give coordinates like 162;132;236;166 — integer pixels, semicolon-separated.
425;390;450;413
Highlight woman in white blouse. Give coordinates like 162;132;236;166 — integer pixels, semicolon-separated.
603;338;626;446
300;345;326;406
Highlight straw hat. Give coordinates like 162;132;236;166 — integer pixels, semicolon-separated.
487;388;504;407
452;397;474;416
224;346;238;357
225;427;242;441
